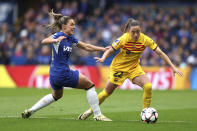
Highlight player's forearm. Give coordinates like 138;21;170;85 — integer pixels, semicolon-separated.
86;44;105;52
41;37;58;44
159;52;175;68
78;41;105;52
101;48;114;61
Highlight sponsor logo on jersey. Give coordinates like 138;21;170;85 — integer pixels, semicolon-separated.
63;46;72;52
126;50;131;54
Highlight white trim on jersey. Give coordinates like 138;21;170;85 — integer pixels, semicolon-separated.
53;42;60;54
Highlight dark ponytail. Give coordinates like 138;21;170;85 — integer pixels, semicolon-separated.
123;18;140;33
48;10;72;32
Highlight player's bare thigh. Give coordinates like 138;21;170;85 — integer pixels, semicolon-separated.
105;81;118;95
132;75;151;87
76;72;93;90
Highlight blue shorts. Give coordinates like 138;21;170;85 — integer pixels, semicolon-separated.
50;70;79;90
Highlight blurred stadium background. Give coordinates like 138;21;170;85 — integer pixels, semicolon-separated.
0;0;197;131
0;0;197;90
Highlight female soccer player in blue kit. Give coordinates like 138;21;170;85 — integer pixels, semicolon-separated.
21;11;111;121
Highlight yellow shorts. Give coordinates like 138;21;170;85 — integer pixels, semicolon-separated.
109;65;146;85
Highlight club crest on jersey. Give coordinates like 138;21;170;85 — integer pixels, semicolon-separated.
126;50;131;54
63;46;72;52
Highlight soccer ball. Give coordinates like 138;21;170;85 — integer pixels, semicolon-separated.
141;107;158;123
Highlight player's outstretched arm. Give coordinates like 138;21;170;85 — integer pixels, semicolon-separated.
155;47;183;76
94;46;115;63
77;41;108;52
41;36;66;44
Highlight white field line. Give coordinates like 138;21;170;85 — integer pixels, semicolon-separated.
0;115;195;123
0;115;76;120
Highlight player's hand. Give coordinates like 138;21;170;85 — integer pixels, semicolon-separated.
94;57;105;63
104;46;111;51
172;66;183;76
101;47;106;52
101;46;110;52
56;36;67;42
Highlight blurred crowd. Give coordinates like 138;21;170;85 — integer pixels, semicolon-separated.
0;0;197;67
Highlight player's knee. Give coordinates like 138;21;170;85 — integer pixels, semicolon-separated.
105;82;118;95
86;83;95;90
54;96;61;101
105;89;113;95
52;94;63;101
103;89;111;97
83;78;94;90
88;81;94;87
143;83;152;93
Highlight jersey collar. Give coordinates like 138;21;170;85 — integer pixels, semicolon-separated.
61;31;74;40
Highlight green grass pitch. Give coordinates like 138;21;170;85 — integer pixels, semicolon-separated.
0;88;197;131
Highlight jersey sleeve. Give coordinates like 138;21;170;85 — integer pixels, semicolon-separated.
111;36;123;50
51;32;60;39
145;37;158;51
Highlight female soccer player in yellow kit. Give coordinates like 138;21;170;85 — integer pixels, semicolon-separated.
78;18;183;120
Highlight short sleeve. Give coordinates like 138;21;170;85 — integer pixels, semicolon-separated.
51;32;59;39
146;37;157;51
111;37;123;50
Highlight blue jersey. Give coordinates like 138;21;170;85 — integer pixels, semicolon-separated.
50;32;78;78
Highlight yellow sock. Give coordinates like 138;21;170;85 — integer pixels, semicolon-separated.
90;89;109;112
143;83;152;109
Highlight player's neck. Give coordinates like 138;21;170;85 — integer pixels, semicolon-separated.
62;31;71;37
130;36;139;42
130;33;141;42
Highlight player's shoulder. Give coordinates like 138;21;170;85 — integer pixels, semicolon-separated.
116;33;130;44
140;33;157;47
121;32;130;39
140;33;152;41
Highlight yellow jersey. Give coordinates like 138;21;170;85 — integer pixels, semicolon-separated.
110;32;157;73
